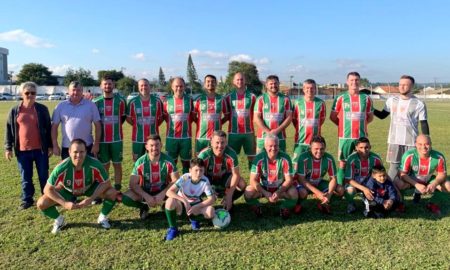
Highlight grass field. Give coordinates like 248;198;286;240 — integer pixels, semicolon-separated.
0;99;449;269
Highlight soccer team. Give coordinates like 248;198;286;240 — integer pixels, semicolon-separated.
4;72;449;241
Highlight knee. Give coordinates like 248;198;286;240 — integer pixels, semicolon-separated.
165;198;176;209
298;189;308;199
205;206;215;219
335;185;345;196
287;187;298;199
36;196;48;210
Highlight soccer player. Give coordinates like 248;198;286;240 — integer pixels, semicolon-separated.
163;77;195;173
193;74;229;154
127;78;164;161
363;165;399;218
254;75;292;153
373;75;429;184
94;76;127;191
330;72;374;186
244;134;298;219
51;81;101;159
397;135;449;214
197;130;246;211
225;72;257;169
121;135;179;220
292;79;326;155
36;139;117;234
164;158;216;241
294;135;344;214
344;137;383;214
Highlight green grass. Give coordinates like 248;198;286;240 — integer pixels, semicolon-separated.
0;100;449;269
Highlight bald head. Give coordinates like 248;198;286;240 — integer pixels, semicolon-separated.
415;134;432;157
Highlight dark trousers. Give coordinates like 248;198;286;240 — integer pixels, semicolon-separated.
16;149;49;203
61;144;93;160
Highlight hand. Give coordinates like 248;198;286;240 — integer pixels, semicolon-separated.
53;145;61;156
91;143;99;157
383;199;394;210
425;182;437;193
47;148;53;158
187;203;201;216
262;190;272;200
363;188;374;201
154;192;166;205
5;150;12;161
63;201;78;210
414;183;427;194
317;192;329;204
77;197;93;208
183;200;191;214
268;129;279;135
269;191;280;203
144;195;156;207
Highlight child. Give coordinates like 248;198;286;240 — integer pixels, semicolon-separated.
164;158;216;241
363;165;399;218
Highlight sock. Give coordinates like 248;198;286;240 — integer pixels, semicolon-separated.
100;199;116;216
281;198;297;209
388;163;399;181
344;191;355;203
337;168;345;186
165;208;177;228
231;189;244;202
122;194;144;208
42;206;60;219
245;197;260;206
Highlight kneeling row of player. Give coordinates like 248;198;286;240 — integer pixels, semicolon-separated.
36;132;449;241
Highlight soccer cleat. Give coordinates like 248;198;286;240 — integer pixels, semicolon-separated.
395;202;406;213
280;208;291;220
412;192;422;204
165;227;179;241
51;216;66;234
91;198;103;205
18;201;34;210
139;204;150;220
346;203;357;214
250;205;263;218
426;203;441;215
97;216;111;229
293;204;302;215
317;203;331;214
190;220;201;231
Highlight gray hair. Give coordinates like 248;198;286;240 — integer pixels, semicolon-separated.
264;134;279;145
20;81;38;93
69;81;82;88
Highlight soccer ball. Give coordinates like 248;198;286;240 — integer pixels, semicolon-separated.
212;209;231;229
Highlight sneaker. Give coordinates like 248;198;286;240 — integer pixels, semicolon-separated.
190;220;201;231
317;203;331;214
165;227;179;241
280;208;291;220
412;192;422;204
139;204;150;220
426;203;441;215
91;198;102;205
347;203;357;214
97;216;111;229
396;202;406;213
250;205;263;218
51;216;66;234
293;204;302;215
18;201;34;210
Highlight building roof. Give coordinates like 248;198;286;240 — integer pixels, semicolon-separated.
373;85;400;94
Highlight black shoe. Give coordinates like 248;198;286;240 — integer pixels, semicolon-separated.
114;184;122;191
413;192;421;204
18;201;34;210
91;198;102;205
140;204;150;220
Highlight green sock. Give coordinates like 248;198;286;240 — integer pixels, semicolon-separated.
248;160;253;171
245;197;260;206
337;168;344;186
42;206;60;219
122;194;144;208
344;191;355;203
165;208;177;228
281;198;297;209
101;199;116;216
430;191;446;204
232;189;244;202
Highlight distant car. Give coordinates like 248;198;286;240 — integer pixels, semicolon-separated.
127;92;139;102
48;93;66;100
0;93;15;100
36;94;47;100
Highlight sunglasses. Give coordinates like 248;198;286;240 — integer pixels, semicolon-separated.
24;92;36;96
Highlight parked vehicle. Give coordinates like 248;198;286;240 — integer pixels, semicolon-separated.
36;94;47;100
0;93;16;100
48;93;66;100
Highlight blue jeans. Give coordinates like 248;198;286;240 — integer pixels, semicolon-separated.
16;149;49;204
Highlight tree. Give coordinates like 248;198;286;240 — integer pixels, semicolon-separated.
186;54;202;93
16;63;58;85
225;61;263;95
63;68;97;86
158;67;166;89
97;70;125;82
116;76;137;96
359;77;371;88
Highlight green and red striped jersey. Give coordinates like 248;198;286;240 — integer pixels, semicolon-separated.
292;97;326;145
250;150;293;189
163;94;194;138
198;146;239;184
295;151;336;186
400;149;446;183
345;151;383;183
194;93;228;140
94;94;126;142
225;89;256;134
127;95;163;143
254;93;292;140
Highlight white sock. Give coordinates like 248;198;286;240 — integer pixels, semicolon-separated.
98;213;107;220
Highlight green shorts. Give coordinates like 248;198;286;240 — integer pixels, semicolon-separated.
338;138;356;161
293;143;310;156
256;138;286;153
208;173;232;196
300;179;329;194
195;139;210;154
98;142;123;164
132;142;146;159
166;137;192;161
228;133;256;157
58;182;100;201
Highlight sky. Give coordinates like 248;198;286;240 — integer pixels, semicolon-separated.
1;0;450;85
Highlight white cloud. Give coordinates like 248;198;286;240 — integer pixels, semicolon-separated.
335;59;365;69
49;64;73;76
91;48;100;54
229;54;270;65
0;29;54;48
288;64;306;73
189;49;227;59
132;52;146;61
256;57;270;64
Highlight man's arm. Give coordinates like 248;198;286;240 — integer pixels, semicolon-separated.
254;112;270;134
400;172;427;194
51;123;61;156
44;184;77;210
348;179;374;200
250;172;271;199
298;175;327;203
420;120;430;135
271;111;292;135
373;109;390;119
78;181;112;207
329;111;339;126
129;175;156;206
91;121;101;156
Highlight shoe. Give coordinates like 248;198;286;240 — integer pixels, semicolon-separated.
18;201;34;210
395;202;406;213
293;204;302;215
114;183;122;191
317;203;331;214
426;203;441;215
250;205;263;218
91;198;102;205
363;210;374;218
165;227;179;241
51;216;66;234
115;192;123;203
374;212;385;219
280;208;290;220
139;204;150;220
346;203;357;214
413;192;422;204
190;220;201;231
97;216;111;229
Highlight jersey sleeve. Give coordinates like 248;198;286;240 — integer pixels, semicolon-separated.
131;159;143;176
399;153;413;173
418;101;427;121
383;97;392;113
254;96;263;115
93;165;109;183
284;96;292;113
296;157;307;176
331;96;340;112
344;159;354;180
366;95;374;113
327;156;337;177
91;102;101;122
319;101;326;125
47;165;64;186
203;181;214;197
437;155;447;174
51;104;62;124
283;157;294;176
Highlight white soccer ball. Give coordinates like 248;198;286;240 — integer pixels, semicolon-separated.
212;208;231;229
